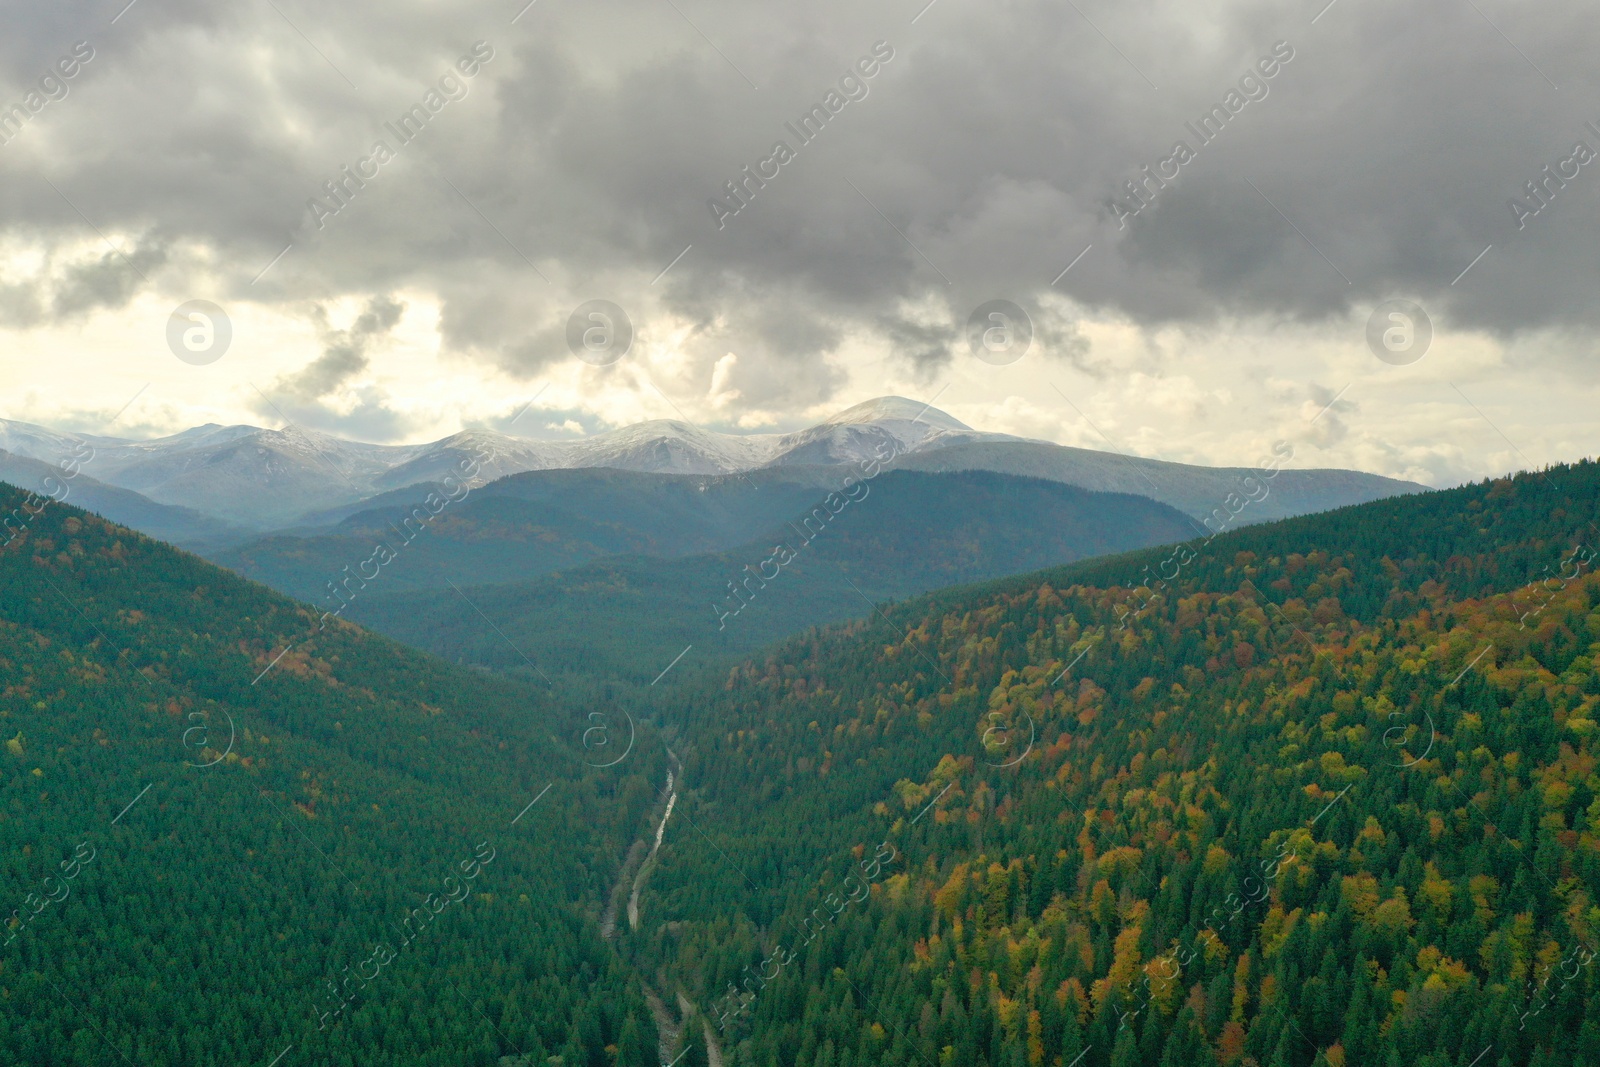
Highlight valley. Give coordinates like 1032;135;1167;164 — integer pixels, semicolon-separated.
1;423;1592;1067
3;1;1590;1060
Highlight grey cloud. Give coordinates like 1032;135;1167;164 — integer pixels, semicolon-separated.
283;345;365;401
51;239;167;319
495;320;570;379
878;310;956;375
1031;303;1096;375
437;278;567;379
475;404;607;439
281;386;417;442
2;0;1599;416
274;295;404;403
351;295;404;337
0;237;165;327
1302;382;1357;448
876;298;1092;378
0;280;44;328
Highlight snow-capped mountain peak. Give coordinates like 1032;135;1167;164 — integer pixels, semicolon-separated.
0;398;1004;527
819;396;971;432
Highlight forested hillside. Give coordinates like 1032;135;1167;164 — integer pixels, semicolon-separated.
346;470;1196;681
203;466;849;598
10;457;1599;1067
624;461;1600;1067
0;486;664;1067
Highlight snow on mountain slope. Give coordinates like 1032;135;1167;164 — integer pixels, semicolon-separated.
371;431;563;491
0;397;1423;533
815;395;970;431
763;396;1013;468
0;423;422;527
0;420;96;464
563;420;785;474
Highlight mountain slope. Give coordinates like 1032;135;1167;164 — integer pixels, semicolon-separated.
0;401;1423;536
204;467;869;603
618;461;1600;1067
343;470;1200;681
892;437;1419;523
4;452;1592;1067
0;483;664;1067
76;424;417;526
0;448;240;545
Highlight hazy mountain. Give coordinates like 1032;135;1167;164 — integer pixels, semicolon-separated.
367;430;566;492
341;469;1200;680
204;467;851;602
0;448;241;545
0;422;415;526
0;398;1421;532
889;437;1421;525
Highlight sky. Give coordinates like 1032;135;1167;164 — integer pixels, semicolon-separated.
0;0;1596;489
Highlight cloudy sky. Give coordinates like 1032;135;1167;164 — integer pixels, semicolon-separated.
0;0;1595;487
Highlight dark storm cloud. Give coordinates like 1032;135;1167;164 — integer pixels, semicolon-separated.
1;0;1596;406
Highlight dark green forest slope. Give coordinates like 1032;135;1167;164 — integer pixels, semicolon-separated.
346;470;1197;682
11;457;1600;1067
0;488;665;1067
621;461;1600;1067
202;466;852;600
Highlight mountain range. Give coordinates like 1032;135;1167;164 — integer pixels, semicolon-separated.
336;469;1205;681
0;398;1421;539
0;399;1429;683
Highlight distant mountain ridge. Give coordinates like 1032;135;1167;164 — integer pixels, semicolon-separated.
341;468;1203;680
0;397;1422;533
206;466;855;602
0;448;241;545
